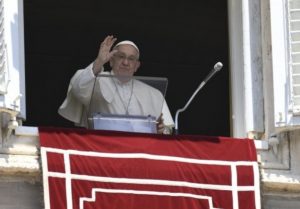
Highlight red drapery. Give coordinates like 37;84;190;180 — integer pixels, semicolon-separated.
39;127;260;209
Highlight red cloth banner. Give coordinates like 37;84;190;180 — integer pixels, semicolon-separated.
39;127;260;209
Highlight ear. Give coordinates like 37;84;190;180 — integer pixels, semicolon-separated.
109;59;113;68
134;61;141;72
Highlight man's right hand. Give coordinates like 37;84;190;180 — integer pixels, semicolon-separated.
92;35;118;75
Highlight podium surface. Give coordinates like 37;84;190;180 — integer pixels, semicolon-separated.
87;74;168;134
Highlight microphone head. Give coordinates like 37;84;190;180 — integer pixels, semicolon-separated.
214;62;223;71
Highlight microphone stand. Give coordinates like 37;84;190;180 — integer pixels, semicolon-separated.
174;62;223;135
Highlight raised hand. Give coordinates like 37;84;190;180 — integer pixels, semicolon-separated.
92;35;118;75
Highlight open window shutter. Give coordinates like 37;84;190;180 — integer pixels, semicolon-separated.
289;0;300;115
0;0;8;94
0;0;26;118
270;0;300;130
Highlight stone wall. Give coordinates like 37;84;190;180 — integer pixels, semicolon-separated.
259;130;300;209
0;126;43;209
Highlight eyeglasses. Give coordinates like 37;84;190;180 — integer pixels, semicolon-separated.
114;53;138;63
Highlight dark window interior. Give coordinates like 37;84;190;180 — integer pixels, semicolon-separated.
23;0;230;136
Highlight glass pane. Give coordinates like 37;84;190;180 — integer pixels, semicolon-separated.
289;0;300;9
291;42;300;52
292;64;300;73
291;21;300;30
292;52;300;61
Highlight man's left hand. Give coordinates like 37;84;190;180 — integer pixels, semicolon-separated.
157;114;165;134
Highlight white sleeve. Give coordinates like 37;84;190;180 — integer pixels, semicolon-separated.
70;63;97;107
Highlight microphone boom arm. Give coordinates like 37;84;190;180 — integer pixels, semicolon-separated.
174;62;223;134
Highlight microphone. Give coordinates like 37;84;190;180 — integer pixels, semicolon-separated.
174;62;223;135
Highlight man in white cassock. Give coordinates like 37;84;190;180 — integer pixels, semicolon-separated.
58;35;174;134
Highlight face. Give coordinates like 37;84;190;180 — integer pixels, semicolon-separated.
110;44;140;77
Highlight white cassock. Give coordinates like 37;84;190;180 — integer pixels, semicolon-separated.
58;63;175;129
